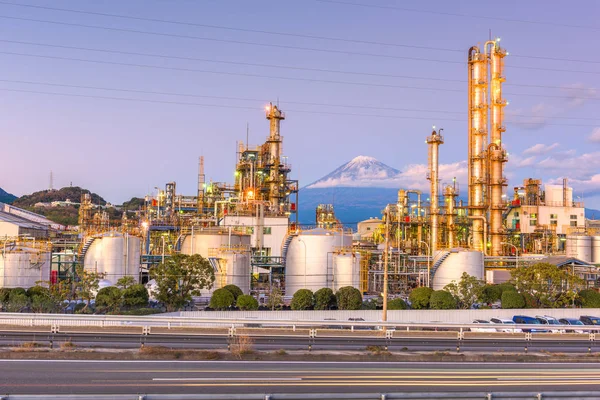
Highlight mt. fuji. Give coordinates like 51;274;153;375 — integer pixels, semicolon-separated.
306;156;400;189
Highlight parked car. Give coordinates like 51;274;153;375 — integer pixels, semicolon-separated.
490;317;522;333
535;315;565;333
512;315;549;333
558;318;586;334
580;316;600;326
470;319;496;333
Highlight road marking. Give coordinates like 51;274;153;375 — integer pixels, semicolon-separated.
152;377;301;381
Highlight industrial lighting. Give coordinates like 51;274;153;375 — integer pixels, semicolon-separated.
265;105;271;111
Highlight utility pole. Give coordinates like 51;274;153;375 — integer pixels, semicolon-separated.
382;205;390;325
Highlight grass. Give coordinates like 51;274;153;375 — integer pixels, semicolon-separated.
275;349;287;356
60;341;76;351
230;335;254;358
13;342;45;352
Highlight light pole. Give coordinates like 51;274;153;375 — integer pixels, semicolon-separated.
419;240;431;287
161;235;166;264
382;206;390;325
501;242;518;268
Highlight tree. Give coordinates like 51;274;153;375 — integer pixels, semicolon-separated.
150;254;215;312
5;292;29;312
75;266;104;312
236;294;259;310
501;290;526;309
444;272;485;309
429;290;457;310
409;287;433;309
33;280;72;313
96;286;123;313
27;285;50;299
336;286;362;310
209;288;235;310
480;284;503;304
223;284;243;300
314;288;336;310
116;276;136;290
266;287;283;311
122;284;149;309
388;298;408;310
291;289;314;310
510;262;585;308
578;289;600;308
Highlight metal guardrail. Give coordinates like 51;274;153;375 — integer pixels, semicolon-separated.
0;392;599;399
1;313;600;333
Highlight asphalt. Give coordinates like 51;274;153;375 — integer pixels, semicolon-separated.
1;360;600;396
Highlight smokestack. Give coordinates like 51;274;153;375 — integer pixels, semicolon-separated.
427;128;444;255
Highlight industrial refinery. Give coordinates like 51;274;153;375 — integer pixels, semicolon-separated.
1;38;598;300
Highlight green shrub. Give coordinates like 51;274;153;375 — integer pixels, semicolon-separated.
27;285;50;299
117;308;162;315
291;289;314;310
497;282;517;294
222;284;243;300
314;288;336;310
122;284;149;308
5;293;29;312
578;289;600;308
387;298;408;310
501;290;526;309
95;286;123;312
480;284;503;303
336;286;362;310
429;290;457;310
209;288;235;310
409;287;433;309
0;288;12;303
361;298;378;310
10;287;26;299
236;295;259;311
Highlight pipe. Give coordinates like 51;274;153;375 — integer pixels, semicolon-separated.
468;215;488;256
427;128;444;254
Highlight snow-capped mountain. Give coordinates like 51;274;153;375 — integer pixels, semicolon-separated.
306;156;400;189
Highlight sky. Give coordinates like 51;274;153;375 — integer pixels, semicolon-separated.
0;0;599;206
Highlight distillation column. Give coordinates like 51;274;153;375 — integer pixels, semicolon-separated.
488;40;508;256
265;103;285;208
427;128;444;254
444;183;457;248
468;46;488;253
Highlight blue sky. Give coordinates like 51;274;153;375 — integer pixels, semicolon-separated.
0;0;599;206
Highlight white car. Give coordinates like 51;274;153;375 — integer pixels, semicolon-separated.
469;319;497;333
490;317;522;333
536;315;565;333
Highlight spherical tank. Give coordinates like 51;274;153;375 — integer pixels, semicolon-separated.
285;228;352;296
566;235;592;263
181;231;250;258
84;234;141;285
432;250;484;290
332;252;360;292
590;237;600;264
0;249;50;288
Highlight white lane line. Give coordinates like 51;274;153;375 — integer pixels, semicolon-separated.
498;377;600;381
152;377;302;381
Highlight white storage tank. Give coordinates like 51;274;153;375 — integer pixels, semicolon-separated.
180;230;250;258
332;252;361;291
285;228;352;295
0;249;51;288
218;251;251;294
566;235;592;263
591;236;600;264
432;249;484;290
84;233;141;285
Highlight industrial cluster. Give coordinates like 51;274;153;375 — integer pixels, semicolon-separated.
1;38;599;301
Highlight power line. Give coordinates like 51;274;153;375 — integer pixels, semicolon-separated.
315;0;600;31
2;39;597;92
2;88;598;127
1;1;598;64
2;78;599;122
2;51;598;101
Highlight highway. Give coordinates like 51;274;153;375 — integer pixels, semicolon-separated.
1;360;600;396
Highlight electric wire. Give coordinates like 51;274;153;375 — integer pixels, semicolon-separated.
1;1;599;64
2;39;597;92
2;88;597;127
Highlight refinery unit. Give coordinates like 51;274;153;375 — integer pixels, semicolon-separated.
1;38;599;300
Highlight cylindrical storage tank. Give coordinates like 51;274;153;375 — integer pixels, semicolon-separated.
221;251;251;294
590;236;600;264
432;250;484;290
180;231;250;258
566;235;592;263
285;228;352;296
332;252;360;292
0;249;51;288
84;234;141;285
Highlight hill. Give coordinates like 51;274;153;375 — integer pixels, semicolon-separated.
0;187;16;204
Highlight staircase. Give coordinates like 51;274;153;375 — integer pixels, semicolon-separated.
78;237;96;265
429;250;451;283
281;233;297;268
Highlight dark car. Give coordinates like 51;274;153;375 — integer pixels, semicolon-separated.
512;315;548;333
559;318;586;333
580;316;600;326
